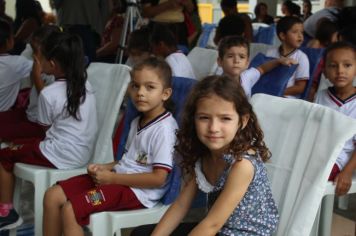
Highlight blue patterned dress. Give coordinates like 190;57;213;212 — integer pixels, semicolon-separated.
194;153;279;236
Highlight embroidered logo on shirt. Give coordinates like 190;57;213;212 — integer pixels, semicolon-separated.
85;189;105;206
135;152;148;165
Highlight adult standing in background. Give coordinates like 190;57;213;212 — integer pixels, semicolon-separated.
303;0;344;38
141;0;193;46
51;0;110;62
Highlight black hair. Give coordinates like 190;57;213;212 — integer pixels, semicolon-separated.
127;27;151;53
150;23;177;48
282;0;301;17
220;0;237;8
41;31;87;120
131;57;174;111
315;18;338;47
276;16;303;39
215;14;245;43
31;24;61;45
218;35;250;58
14;0;43;32
336;7;356;45
0;18;12;48
324;41;356;62
254;2;268;17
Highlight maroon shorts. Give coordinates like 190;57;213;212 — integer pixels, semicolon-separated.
0;109;45;141
328;164;341;181
0;138;56;171
58;174;145;226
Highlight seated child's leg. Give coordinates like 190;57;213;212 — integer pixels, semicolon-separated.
58;178;145;226
328;164;340;181
43;185;67;236
0;138;56;172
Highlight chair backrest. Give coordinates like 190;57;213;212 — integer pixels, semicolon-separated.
87;63;131;164
251;94;356;236
187;47;218;80
250;53;298;97
249;43;273;60
299;47;325;100
253;24;278;45
252;22;269;37
197;23;217;48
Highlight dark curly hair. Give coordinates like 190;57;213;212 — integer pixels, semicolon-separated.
176;75;271;176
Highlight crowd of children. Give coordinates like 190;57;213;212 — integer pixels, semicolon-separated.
0;1;355;235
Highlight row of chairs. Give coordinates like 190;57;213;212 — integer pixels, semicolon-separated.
9;62;356;236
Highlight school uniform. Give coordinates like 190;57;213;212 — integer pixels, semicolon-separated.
0;55;33;111
0;79;98;172
266;48;309;98
166;52;196;79
58;111;178;225
315;87;356;177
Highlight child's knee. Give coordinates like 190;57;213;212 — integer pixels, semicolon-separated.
44;185;66;207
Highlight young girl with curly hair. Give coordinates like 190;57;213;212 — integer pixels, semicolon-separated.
131;75;279;236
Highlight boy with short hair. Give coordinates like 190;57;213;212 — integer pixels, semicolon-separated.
266;16;310;98
0;19;32;112
214;35;296;98
315;41;356;196
150;23;196;79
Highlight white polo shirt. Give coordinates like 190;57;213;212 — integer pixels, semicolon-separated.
266;48;309;98
0;55;33;111
315;88;356;170
114;111;178;208
37;80;98;169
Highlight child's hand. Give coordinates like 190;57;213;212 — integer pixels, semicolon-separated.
31;54;42;79
278;57;298;66
334;170;353;196
92;169;114;185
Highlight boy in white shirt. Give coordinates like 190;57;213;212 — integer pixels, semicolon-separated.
150;24;196;79
266;16;310;98
315;41;356;196
217;36;296;98
0;19;32;111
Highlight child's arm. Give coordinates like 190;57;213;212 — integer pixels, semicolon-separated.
188;158;254;236
92;168;169;188
334;149;356;196
256;57;297;75
151;177;198;236
87;162;117;176
31;54;45;93
284;80;308;96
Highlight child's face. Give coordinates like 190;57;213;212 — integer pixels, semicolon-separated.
324;48;356;89
129;67;172;118
218;46;249;79
194;94;248;157
280;23;304;49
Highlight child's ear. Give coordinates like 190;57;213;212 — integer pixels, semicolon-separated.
162;87;172;101
279;32;286;41
241;114;250;130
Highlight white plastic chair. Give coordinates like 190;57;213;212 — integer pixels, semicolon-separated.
187;47;218;80
250;94;356;236
249;43;273;61
10;63;131;236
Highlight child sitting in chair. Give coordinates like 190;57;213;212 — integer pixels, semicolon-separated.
42;57;178;236
266;16;310;98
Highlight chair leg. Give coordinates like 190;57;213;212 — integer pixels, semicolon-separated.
318;194;335;236
33;182;47;236
310;205;321;236
337;195;349;210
